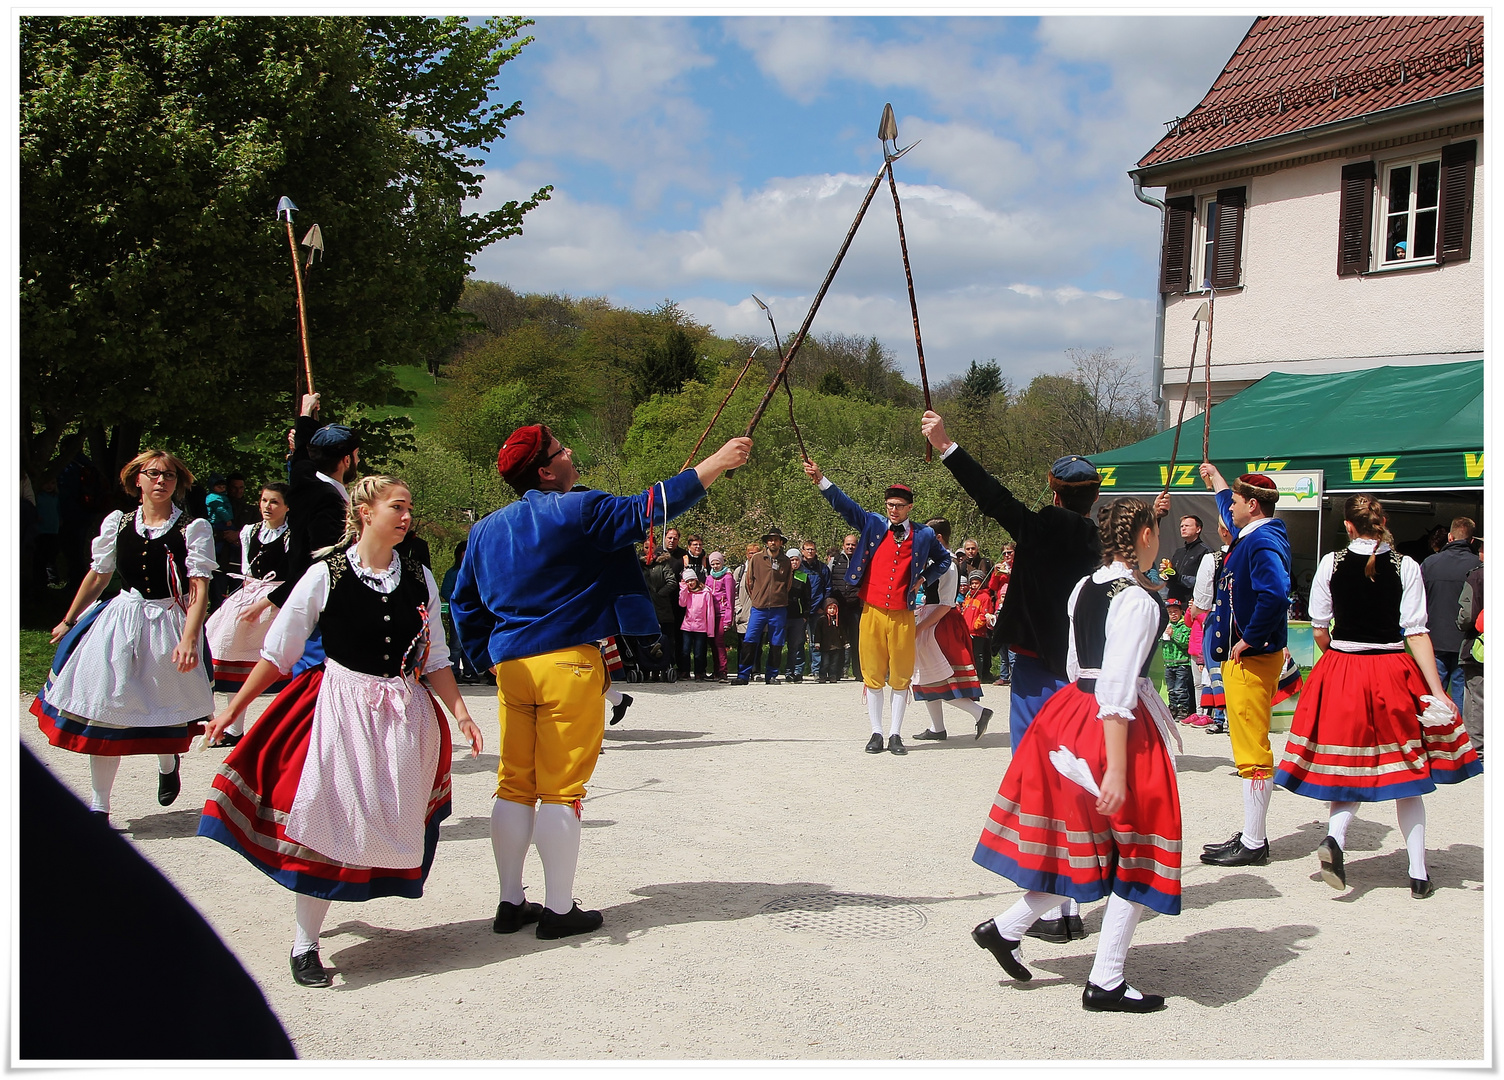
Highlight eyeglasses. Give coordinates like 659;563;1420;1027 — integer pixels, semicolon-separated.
543;444;567;464
141;469;177;482
885;502;908;511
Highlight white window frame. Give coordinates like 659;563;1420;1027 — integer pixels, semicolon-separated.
1194;193;1220;290
1376;153;1442;269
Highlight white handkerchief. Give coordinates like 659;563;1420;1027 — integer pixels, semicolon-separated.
1049;746;1102;798
1418;695;1456;728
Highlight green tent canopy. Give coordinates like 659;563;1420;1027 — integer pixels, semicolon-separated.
1093;361;1483;493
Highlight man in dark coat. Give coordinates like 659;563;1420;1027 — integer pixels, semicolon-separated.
1423;517;1481;712
829;533;863;681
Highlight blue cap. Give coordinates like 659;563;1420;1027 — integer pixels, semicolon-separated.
1049;455;1099;484
309;424;359;452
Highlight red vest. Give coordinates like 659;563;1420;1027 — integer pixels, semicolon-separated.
860;528;914;611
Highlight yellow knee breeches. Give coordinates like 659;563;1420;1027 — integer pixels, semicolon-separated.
859;604;916;691
493;644;606;805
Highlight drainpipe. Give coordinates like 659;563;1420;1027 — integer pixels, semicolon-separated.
1132;172;1168;429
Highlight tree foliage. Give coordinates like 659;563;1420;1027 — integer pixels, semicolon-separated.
21;15;549;487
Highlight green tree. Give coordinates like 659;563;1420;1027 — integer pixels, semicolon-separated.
959;359;1005;410
21;15;549;486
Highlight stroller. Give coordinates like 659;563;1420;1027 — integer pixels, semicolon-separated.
616;632;679;683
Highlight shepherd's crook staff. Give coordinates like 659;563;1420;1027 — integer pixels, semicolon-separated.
1201;286;1217;462
752;295;810;464
1161;302;1207;498
878;104;932;461
681;339;767;472
276;196;320;399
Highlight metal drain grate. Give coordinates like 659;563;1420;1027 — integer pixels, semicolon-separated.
760;893;927;939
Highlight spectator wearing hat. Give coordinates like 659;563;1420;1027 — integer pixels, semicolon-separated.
783;548;813;682
802;459;950;755
737;528;794;684
452;423;750;940
1197;462;1293;868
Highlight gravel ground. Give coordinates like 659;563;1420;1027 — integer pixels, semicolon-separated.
20;676;1486;1063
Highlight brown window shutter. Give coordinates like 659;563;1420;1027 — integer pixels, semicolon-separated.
1159;197;1195;293
1209;186;1246;288
1437;140;1476;264
1337;161;1376;276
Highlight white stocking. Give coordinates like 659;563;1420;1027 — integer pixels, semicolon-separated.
1041;896;1079;922
1396;796;1427;880
925;700;946;734
1088;894;1146;997
88;755;120;813
490;798;536;906
888;688;909;738
950;698;985;720
1242;777;1272;846
1327;801;1358;849
533;802;583;916
603;686;622;707
293;894;331;957
867;687;885;736
157;753;178;774
992;891;1070;941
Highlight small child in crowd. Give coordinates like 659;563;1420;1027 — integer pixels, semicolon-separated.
813;597;846;683
679;568;718;681
1161;598;1194;721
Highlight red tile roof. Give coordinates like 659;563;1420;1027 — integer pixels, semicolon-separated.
1138;16;1483;170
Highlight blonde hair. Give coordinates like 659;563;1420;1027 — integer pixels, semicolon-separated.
120;449;194;506
312;475;412;561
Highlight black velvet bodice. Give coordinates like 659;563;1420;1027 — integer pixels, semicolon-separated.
1329;547;1405;648
1072;575;1168;680
319;552;429;677
115;512;192;599
246;527;291;581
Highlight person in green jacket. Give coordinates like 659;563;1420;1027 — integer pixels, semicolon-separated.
1161;599;1195;720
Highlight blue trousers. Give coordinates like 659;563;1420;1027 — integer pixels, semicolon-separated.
1008;652;1069;751
739;607;787;681
1434;652;1468;713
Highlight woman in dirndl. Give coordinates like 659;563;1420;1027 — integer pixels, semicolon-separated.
203;480;293;740
1275;495;1481;899
911;519;993;742
970;498;1182;1013
32;450;216;823
198;475;482;989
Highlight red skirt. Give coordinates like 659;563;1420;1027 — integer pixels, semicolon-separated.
913;608;982;701
601;637;624;676
972;683;1182;915
197;668;453;902
1275;650;1482;802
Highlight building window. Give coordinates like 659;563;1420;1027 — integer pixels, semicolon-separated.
1380;156;1441;264
1197;196;1219;288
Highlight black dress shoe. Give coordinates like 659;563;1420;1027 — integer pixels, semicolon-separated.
493;899;544;934
1317;836;1346;890
1203;831;1243;854
1082;981;1165;1013
536;902;604;940
1025;917;1073;944
1411;876;1436;900
210;732;243;748
971;920;1032;981
887;734;907;756
865;733;885;754
609;693;633;726
912;728;946;741
290;949;332;988
974;707;993;740
1200;839;1270;866
157;755;181;806
1066;913;1085;940
90;810;125;833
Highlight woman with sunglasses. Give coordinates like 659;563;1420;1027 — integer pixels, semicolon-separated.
199;475;482;990
32;450;217;823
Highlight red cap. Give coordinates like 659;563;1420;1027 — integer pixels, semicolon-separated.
1236;472;1278;492
497;425;546;479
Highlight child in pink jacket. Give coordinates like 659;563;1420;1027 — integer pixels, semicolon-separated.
679;568;719;681
705;551;736;681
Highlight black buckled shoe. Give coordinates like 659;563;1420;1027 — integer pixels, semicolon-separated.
1410;877;1436;900
1317;836;1346;890
1082;981;1165;1013
972;920;1032;981
157;755;181;806
1025;917;1073;944
536;901;604;940
865;733;885;754
912;728;946;741
887;734;907;756
290;949;332;988
1203;832;1243;854
493;899;544;934
609;693;633;726
1199;839;1270;866
974;707;993;740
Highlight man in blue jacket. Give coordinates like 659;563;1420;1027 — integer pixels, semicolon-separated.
453;424;751;940
803;458;950;755
1197;463;1292;868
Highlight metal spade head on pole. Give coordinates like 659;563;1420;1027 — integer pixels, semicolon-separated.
276;196;298;222
879;103;919;163
301;224;324;268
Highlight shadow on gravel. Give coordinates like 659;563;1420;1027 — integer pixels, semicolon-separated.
438;815;616;842
1174;755;1232;774
124;808;204;840
1323;842;1483;903
1270;818;1394;863
449;753;501;777
1018;923;1319;1006
605;728;711;743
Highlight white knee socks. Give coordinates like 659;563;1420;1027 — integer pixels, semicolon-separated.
951;699;985;720
533;802;583;916
491;798;537;905
293;894;331;957
88;755;120;813
1396;796;1427;880
925;700;946;734
867;687;885;735
992;891;1070;940
157;753;177;774
1242;777;1272;846
604;686;623;707
1327;801;1358;849
888;689;909;738
1088;893;1146;996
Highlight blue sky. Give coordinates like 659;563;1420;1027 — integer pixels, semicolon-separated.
467;15;1255;387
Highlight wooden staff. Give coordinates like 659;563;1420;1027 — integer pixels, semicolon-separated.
885;160;932;461
1162;305;1206;496
1201;287;1217;462
277;196;315;397
682;342;764;472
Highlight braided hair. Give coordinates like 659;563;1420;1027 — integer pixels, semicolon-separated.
311;475;412;561
1097;497;1158;579
1343;494;1392;580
